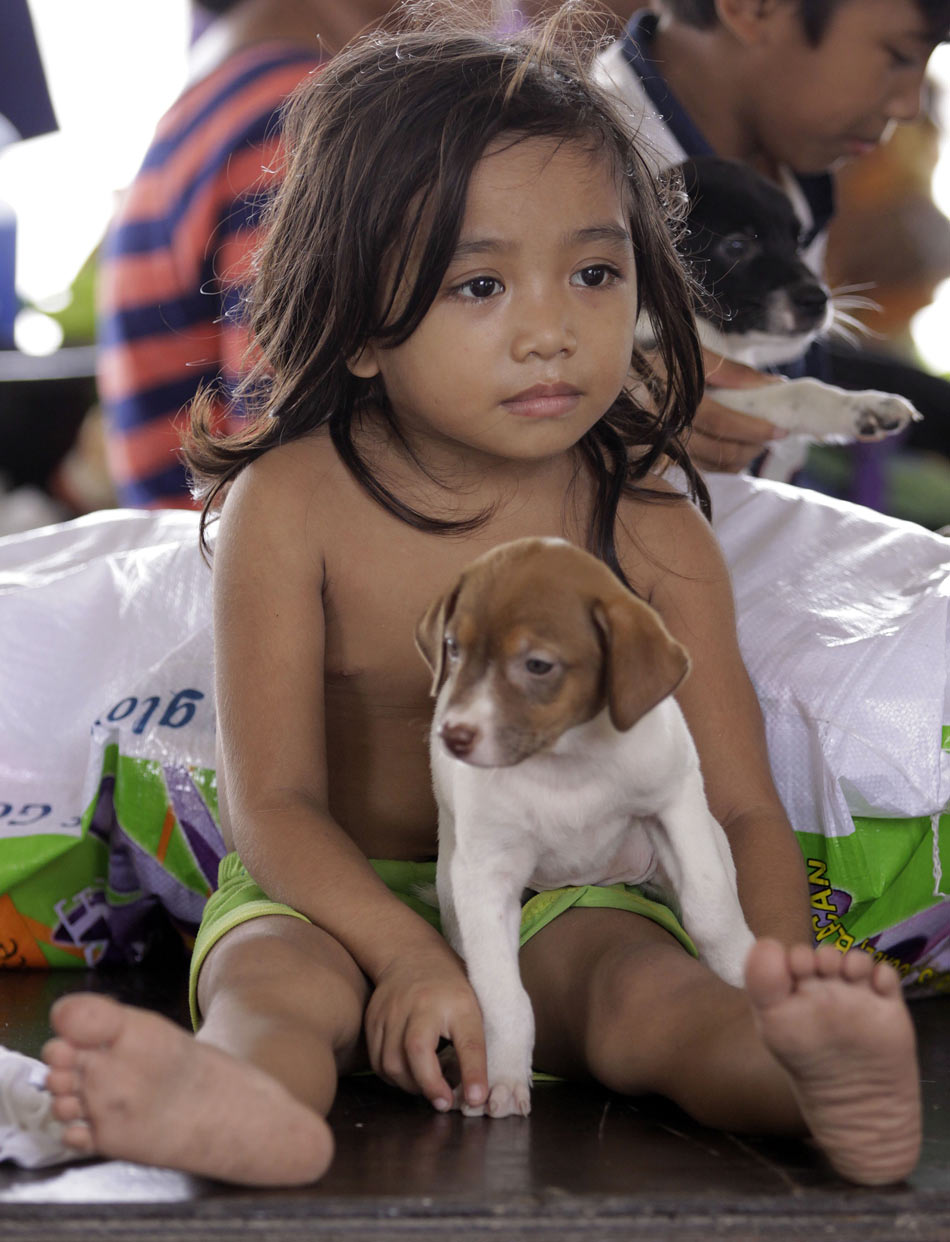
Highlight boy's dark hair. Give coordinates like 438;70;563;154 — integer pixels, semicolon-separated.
184;3;708;580
659;0;950;44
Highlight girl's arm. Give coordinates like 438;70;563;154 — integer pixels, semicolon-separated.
211;446;487;1110
623;492;811;944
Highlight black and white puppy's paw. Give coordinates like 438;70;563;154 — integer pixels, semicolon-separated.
711;377;920;443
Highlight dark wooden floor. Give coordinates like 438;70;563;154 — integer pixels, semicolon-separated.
1;967;949;1241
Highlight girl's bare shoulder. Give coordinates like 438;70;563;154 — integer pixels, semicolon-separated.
615;473;726;601
213;430;364;580
220;430;357;531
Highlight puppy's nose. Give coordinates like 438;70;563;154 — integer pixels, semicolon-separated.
790;281;828;318
441;722;479;758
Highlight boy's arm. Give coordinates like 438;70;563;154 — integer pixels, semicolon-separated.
623;492;811;944
211;447;487;1110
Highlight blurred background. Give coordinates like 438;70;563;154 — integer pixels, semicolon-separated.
1;0;949;534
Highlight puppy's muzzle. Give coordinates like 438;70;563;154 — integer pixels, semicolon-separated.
440;721;479;759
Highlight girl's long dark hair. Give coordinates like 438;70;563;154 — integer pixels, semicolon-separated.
183;2;709;579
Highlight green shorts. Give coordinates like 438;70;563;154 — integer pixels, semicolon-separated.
189;852;697;1027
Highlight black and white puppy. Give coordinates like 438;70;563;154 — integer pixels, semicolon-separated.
661;156;920;478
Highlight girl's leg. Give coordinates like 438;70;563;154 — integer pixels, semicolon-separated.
42;914;370;1186
520;910;920;1185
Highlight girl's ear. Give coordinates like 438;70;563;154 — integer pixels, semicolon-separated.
347;342;381;378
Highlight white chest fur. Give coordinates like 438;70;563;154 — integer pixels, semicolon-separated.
431;700;692;891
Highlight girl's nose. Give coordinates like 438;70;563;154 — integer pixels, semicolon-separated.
510;296;577;361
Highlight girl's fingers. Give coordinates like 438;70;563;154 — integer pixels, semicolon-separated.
448;1012;488;1113
363;1013;384;1080
403;1020;453;1111
368;1013;416;1095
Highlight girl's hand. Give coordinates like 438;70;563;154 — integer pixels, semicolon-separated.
690;351;785;474
364;948;488;1113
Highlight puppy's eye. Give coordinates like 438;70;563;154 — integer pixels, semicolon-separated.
525;657;554;676
717;232;757;261
444;636;460;660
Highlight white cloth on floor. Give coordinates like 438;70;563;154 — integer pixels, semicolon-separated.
0;1045;79;1167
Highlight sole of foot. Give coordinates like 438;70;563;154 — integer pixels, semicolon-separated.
745;938;921;1186
43;993;334;1186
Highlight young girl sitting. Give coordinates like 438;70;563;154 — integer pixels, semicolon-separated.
41;5;921;1188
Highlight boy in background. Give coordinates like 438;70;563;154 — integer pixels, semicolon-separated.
592;0;950;475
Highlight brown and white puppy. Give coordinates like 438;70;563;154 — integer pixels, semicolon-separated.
416;537;754;1119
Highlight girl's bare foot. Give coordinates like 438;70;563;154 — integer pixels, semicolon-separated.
745;939;921;1186
42;993;334;1186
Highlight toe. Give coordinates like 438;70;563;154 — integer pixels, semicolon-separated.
51;1094;86;1124
841;949;875;982
871;959;902;997
43;1037;79;1071
787;942;819;980
50;994;124;1050
44;1066;80;1097
813;944;844;978
744;938;792;1008
60;1120;94;1153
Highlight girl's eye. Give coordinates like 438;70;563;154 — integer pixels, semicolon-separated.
571;265;618;289
444;636;460;660
456;276;502;300
525;657;555;676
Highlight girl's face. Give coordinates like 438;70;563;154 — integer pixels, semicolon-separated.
350;137;639;472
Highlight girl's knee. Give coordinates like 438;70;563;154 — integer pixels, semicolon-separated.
198;914;368;1047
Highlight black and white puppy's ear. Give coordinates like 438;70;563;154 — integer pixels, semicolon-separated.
414;583;461;697
593;595;691;732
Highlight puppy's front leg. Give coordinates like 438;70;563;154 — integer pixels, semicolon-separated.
646;777;755;989
444;846;534;1118
713;377;919;442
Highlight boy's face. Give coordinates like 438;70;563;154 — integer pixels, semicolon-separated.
743;0;938;173
350;138;640;473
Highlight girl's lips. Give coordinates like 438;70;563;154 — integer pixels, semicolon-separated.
503;383;581;419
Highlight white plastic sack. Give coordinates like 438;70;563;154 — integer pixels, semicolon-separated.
710;473;950;993
0;509;221;967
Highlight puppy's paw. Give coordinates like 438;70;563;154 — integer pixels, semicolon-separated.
487;1078;532;1118
458;1077;531;1118
847;391;920;440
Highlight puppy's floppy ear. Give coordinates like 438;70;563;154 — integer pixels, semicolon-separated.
593;595;690;731
414;583;461;696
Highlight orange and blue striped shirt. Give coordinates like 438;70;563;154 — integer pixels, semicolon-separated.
97;43;320;508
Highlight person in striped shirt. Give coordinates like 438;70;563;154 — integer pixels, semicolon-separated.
97;0;396;508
